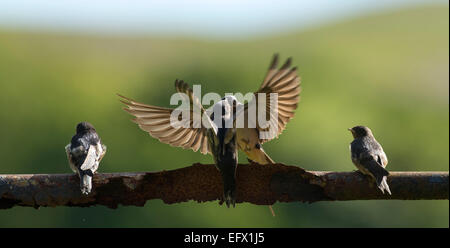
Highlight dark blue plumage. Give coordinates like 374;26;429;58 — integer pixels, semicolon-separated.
70;123;100;167
208;98;238;207
66;122;106;195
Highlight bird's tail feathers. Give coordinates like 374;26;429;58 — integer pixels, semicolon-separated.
224;189;236;208
362;159;391;195
377;176;392;195
221;171;237;208
79;170;93;195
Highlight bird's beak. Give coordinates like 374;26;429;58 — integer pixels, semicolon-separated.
348;128;353;132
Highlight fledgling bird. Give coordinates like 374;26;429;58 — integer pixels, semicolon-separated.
65;122;106;195
118;54;301;210
349;126;391;195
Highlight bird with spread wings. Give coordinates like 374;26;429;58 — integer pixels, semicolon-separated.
119;54;301;214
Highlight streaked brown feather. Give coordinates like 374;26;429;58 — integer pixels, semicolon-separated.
243;55;301;144
118;93;210;154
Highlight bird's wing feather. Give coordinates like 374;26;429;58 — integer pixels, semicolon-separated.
242;54;301;144
65;144;72;161
99;144;107;162
175;79;217;134
378;151;388;168
80;145;97;171
65;144;77;173
118;85;211;155
360;155;390;178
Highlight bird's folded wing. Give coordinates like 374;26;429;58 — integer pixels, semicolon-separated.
98;144;107;161
242;54;301;143
65;144;72;161
80;145;97;171
118;92;211;155
361;155;390;177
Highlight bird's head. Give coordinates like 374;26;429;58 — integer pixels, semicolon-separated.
210;97;238;130
348;125;373;138
212;100;230;117
222;95;237;104
222;95;239;113
223;95;245;118
76;122;96;134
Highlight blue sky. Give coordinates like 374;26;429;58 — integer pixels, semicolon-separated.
0;0;447;38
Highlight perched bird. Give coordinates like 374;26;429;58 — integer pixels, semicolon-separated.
119;54;301;209
207;98;239;207
349;126;391;195
65;122;106;195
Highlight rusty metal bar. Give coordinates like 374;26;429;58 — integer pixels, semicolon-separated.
0;163;448;209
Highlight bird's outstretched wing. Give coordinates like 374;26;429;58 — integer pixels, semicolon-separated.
174;79;217;134
80;145;97;171
241;54;301;143
118;80;211;155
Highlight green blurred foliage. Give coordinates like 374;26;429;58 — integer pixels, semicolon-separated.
0;6;448;227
